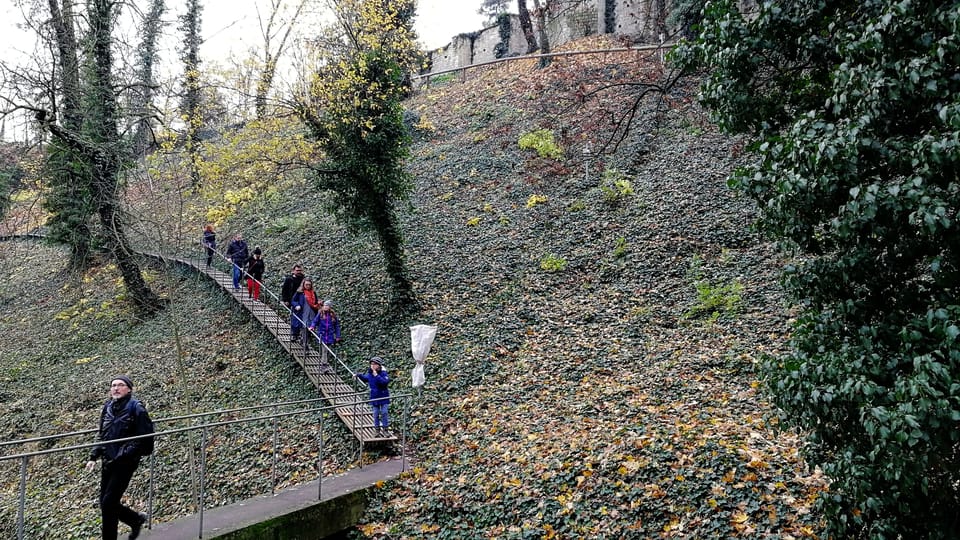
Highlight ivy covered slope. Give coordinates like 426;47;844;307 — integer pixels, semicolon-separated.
0;243;357;539
329;38;827;537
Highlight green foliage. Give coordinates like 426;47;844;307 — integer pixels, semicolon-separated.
674;0;960;536
299;0;421;305
682;255;742;322
518;128;563;159
612;236;629;259
525;193;548;208
599;168;634;204
539;253;568;273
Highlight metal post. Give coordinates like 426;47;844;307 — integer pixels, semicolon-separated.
198;427;207;539
401;396;410;472
148;453;155;528
354;392;362;469
583;144;592;184
317;413;324;501
17;456;27;540
271;408;279;496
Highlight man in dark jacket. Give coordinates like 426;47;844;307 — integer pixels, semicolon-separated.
224;233;249;291
85;376;153;540
280;264;304;307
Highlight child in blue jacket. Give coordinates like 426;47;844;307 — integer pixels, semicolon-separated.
356;357;390;437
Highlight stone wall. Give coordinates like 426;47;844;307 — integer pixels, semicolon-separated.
422;0;752;75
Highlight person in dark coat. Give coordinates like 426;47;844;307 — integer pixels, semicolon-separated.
245;247;265;300
280;265;304;308
85;376;153;540
201;225;216;267
224;233;249;291
356;357;390;437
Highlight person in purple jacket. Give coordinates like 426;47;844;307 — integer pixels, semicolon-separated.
309;299;341;364
356;357;390;437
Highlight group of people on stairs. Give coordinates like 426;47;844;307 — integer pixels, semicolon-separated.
201;226;388;434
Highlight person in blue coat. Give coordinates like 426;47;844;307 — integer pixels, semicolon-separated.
309;299;341;363
356;357;390;437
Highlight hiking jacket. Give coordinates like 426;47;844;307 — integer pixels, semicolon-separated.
89;396;152;463
225;239;248;264
310;310;341;344
357;369;389;405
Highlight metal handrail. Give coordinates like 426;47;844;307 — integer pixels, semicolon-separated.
0;393;371;451
184;243;366;392
413;41;674;83
2;393;412;540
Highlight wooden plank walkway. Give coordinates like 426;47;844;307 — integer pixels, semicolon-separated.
149;252;398;444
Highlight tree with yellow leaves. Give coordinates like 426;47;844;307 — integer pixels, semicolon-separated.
297;0;422;307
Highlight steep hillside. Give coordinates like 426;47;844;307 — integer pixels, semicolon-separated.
0;35;827;538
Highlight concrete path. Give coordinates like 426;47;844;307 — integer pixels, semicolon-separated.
140;455;408;539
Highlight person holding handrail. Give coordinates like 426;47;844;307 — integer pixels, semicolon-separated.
280;264;304;309
309;299;341;364
224;233;249;291
85;376;153;540
356;357;390;437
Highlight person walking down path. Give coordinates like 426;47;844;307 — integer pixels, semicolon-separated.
246;247;265;301
309;299;341;364
201;225;216;267
85;376;153;540
356;357;390;437
280;265;304;309
290;279;319;343
224;233;249;291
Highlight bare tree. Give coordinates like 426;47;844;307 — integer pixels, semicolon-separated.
34;0;165;313
531;0;552;67
254;0;308;119
517;0;538;53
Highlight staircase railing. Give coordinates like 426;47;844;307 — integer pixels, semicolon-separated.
0;393;411;540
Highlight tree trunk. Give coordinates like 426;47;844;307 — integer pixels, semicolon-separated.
370;201;416;310
180;0;203;186
88;0;164;314
130;0;166;156
46;0;92;268
531;0;552;68
517;0;538;53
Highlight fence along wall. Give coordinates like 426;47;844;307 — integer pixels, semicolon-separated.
423;0;660;75
421;0;760;76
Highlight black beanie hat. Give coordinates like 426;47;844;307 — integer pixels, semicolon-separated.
112;375;134;389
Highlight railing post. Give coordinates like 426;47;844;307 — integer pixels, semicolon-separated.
317;412;324;501
402;395;410;472
271;407;279;496
148;453;156;529
17;456;27;540
198;427;208;539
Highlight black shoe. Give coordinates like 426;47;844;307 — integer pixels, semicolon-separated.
128;512;148;539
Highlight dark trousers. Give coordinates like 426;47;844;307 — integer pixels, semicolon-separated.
205;247;214;266
99;459;141;540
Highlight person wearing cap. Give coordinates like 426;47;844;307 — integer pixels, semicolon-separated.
356;357;390;437
245;247;265;301
308;299;341;364
85;376;153;540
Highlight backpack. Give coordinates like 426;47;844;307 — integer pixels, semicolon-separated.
126;399;156;456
